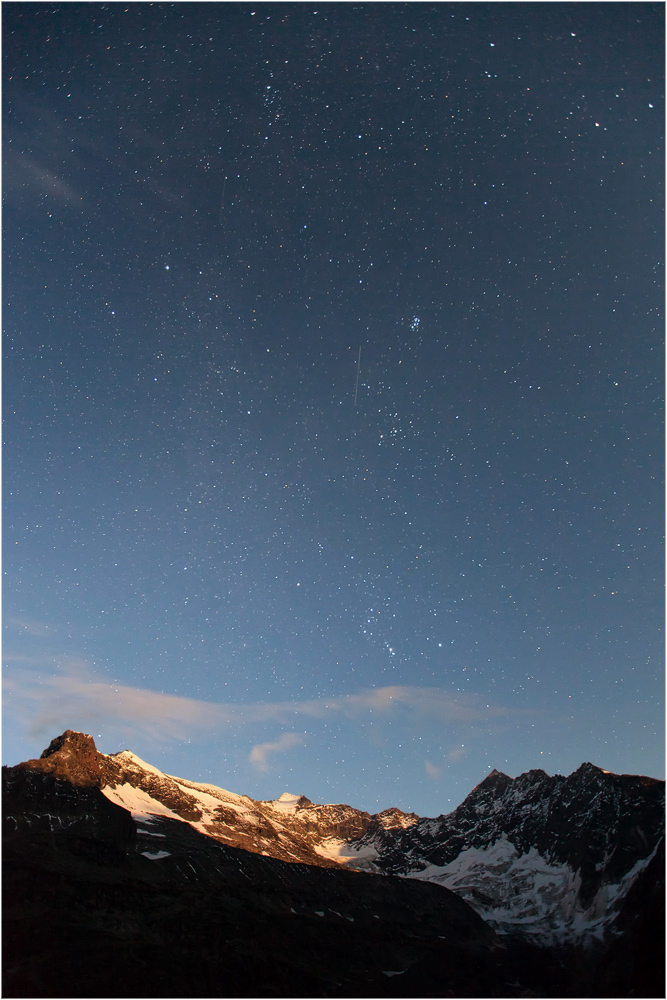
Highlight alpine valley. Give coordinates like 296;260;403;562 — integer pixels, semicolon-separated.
3;731;664;998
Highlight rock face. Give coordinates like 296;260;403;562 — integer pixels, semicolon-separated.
3;731;664;998
36;729;106;784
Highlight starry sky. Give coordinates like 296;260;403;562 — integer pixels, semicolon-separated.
3;2;664;816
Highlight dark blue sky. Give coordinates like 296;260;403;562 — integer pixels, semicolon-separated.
3;2;663;815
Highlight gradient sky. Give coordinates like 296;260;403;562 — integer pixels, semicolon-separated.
3;1;663;817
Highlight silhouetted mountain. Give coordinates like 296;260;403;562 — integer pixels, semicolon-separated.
3;731;664;998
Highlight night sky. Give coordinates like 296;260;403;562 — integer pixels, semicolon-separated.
4;2;663;816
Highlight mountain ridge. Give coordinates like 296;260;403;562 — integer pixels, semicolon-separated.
3;729;664;998
7;728;663;941
24;727;658;818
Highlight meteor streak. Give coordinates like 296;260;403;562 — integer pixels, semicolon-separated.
354;345;362;406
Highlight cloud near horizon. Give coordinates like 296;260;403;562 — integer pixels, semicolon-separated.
3;655;524;754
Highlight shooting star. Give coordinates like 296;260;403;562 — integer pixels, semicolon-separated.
354;345;362;406
218;176;228;224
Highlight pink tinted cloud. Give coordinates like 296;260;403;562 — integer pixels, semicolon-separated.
3;657;523;749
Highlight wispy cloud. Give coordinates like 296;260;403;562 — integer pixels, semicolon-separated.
425;745;468;779
249;733;304;772
4;617;54;639
3;656;228;743
3;656;525;751
4;151;86;206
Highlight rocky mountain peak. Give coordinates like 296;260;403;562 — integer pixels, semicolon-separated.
270;792;314;810
375;806;419;830
40;729;98;759
520;767;550;782
481;767;509;783
467;767;511;798
571;761;614;781
28;729;106;787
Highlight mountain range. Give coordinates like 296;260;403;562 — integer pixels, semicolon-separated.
3;730;664;997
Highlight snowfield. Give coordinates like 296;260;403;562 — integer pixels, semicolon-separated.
406;835;659;942
102;783;184;822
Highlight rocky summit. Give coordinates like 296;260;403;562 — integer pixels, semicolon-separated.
3;731;664;998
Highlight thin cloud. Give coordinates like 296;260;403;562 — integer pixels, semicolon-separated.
4;657;228;742
425;760;441;779
267;685;515;724
3;658;526;749
5;151;85;206
4;617;54;638
249;733;304;772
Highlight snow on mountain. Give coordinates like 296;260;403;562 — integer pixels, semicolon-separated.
103;782;186;823
92;745;379;867
8;731;663;949
112;750;171;778
375;806;420;830
406;835;620;941
266;792;307;812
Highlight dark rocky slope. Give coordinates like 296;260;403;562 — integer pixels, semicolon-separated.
4;766;525;999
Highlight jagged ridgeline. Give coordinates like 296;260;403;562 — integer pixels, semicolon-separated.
3;731;664;998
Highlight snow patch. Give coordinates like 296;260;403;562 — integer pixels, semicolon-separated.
168;775;255;816
312;837;357;863
110;751;168;778
339;840;381;871
266;793;304;813
102;783;183;822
